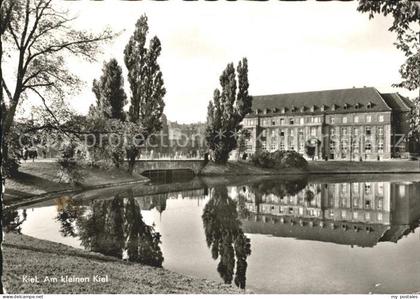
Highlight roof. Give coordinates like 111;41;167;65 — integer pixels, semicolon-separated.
380;93;415;112
241;214;390;248
247;87;393;117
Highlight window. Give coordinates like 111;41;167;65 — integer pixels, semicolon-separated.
379;115;384;122
280;118;285;125
262;142;267;150
298;128;304;135
330;117;335;124
280;142;285;150
366;115;372;123
310;127;317;136
365;183;371;194
365;126;371;135
271;130;276;137
289;129;295;136
289;118;294;125
300;118;305;125
343;117;348;124
354;116;359;123
378;142;384;152
365;142;372;152
378;127;384;136
271;119;276;126
270;143;277;151
280;130;285;137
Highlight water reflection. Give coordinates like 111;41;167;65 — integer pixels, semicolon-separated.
237;181;420;247
202;186;251;289
4;176;420;293
2;208;27;233
56;190;164;267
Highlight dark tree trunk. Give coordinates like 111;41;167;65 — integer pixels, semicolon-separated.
127;147;139;175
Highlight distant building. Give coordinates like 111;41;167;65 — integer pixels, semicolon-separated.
167;121;206;157
242;87;415;160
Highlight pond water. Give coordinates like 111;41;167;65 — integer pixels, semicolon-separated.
4;173;420;294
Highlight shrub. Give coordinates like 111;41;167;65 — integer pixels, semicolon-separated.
250;150;308;170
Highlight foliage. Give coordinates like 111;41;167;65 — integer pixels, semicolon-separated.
56;142;84;185
202;186;251;289
249;177;308;199
75;189;164;267
250;150;308;169
357;0;420;143
90;59;127;121
2;208;27;233
124;14;166;173
1;0;113;176
205;58;253;164
358;0;419;91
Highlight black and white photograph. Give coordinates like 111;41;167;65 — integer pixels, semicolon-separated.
1;0;420;296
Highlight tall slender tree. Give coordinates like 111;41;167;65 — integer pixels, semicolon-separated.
90;59;127;121
124;14;166;173
205;58;252;164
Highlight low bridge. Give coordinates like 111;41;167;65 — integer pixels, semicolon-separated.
132;159;206;175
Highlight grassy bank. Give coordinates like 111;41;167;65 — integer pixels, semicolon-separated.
4;161;149;205
2;233;238;294
200;160;420;176
200;161;306;176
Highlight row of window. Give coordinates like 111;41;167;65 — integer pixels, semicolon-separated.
259;126;385;138
244;114;386;127
330;114;385;124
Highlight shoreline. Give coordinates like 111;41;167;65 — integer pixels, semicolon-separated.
4;160;420;209
2;233;239;294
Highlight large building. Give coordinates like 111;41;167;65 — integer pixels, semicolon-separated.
243;87;415;160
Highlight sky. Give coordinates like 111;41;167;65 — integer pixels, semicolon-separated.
52;0;418;124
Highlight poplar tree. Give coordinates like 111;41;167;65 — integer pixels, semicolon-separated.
205;58;253;164
91;58;127;121
124;15;166;173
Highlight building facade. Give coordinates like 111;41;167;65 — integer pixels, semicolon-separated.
243;87;415;160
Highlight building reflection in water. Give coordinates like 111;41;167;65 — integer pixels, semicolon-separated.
235;180;420;248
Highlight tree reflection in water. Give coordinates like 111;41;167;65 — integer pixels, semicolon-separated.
250;177;308;199
56;189;164;267
2;209;27;233
202;186;251;289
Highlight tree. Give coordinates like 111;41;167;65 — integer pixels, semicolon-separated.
1;0;113;174
202;186;251;289
205;58;252;164
357;1;420;141
88;59;127;166
90;59;127;121
124;14;166;174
